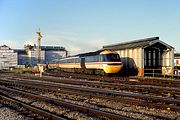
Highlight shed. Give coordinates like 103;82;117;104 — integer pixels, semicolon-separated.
102;37;174;76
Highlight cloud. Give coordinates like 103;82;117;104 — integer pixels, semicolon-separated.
0;39;23;49
0;32;108;55
24;40;34;46
42;32;107;55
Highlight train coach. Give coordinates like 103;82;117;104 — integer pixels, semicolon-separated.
48;50;123;75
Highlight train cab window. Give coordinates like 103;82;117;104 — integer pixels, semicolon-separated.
100;54;121;62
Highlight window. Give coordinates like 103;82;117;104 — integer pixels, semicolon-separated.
85;55;99;62
100;54;121;62
176;60;179;65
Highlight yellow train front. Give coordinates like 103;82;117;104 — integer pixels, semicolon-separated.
99;50;123;74
48;50;123;75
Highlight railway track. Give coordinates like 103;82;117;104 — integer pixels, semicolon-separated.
0;73;179;119
0;76;179;112
0;93;66;120
2;71;180;88
2;73;180;98
0;86;131;120
44;71;180;87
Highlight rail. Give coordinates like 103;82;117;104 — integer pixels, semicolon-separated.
0;93;66;120
5;75;180;96
0;78;179;111
0;86;132;120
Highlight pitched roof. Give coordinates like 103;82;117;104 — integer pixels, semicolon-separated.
0;45;11;50
102;37;173;50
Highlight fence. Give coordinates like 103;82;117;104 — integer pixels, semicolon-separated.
144;68;180;78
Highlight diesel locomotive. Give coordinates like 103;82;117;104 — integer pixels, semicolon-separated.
48;50;123;75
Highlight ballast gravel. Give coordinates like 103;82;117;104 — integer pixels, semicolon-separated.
0;104;28;120
31;101;96;120
42;92;180;120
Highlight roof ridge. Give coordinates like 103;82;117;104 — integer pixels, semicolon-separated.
103;37;159;47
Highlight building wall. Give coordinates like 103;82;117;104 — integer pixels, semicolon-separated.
18;54;29;65
162;49;171;66
0;46;17;69
45;50;67;63
27;50;67;66
27;49;45;66
22;45;67;66
162;49;174;75
17;47;67;67
116;48;143;76
115;47;175;76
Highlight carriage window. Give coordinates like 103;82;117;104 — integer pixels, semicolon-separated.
85;55;99;62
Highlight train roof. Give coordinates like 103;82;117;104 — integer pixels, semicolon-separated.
75;50;103;57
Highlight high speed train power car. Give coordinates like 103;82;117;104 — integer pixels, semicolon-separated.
48;50;123;75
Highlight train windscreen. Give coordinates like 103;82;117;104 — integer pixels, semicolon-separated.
100;54;121;62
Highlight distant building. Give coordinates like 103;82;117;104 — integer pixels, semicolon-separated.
26;47;45;66
14;49;28;66
41;46;67;63
15;44;67;67
0;45;17;69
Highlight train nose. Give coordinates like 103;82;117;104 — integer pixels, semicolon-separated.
105;64;123;74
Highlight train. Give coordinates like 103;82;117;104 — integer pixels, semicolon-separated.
45;50;123;75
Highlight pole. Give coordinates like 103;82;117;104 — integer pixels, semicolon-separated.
36;28;42;64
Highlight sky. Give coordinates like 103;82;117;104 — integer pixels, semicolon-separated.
0;0;180;55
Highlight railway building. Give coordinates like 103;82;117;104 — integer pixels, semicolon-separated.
0;45;17;69
102;37;174;76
